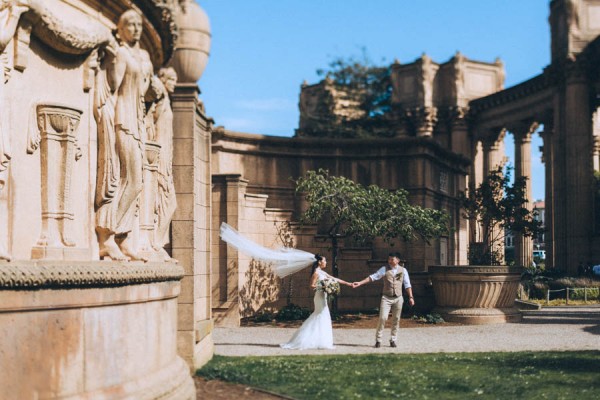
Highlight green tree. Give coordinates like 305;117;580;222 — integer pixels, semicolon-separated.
317;49;392;119
295;169;449;278
461;166;542;265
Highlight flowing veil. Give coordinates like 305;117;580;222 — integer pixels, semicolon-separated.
219;222;315;278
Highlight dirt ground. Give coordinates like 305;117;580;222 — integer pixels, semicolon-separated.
242;311;463;329
196;313;461;399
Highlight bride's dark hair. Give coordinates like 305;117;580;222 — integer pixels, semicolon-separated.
310;254;324;276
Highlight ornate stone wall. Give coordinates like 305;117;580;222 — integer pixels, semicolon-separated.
0;0;205;395
211;128;470;323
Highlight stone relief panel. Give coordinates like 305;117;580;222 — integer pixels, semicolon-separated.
0;1;178;262
30;103;84;260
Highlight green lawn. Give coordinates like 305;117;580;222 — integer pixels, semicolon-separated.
198;351;600;399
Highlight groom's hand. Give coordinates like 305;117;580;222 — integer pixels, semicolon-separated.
351;282;360;288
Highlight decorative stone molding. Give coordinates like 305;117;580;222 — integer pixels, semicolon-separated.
405;106;437;137
26;0;114;56
429;265;523;324
0;261;184;289
439;106;469;131
139;140;161;257
30;104;83;258
170;0;211;83
469;74;551;116
13;17;32;72
510;120;539;143
137;0;180;64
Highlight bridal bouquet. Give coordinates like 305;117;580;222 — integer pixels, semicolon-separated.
318;279;341;300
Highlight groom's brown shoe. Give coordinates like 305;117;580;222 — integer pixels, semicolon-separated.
374;342;381;348
390;341;397;348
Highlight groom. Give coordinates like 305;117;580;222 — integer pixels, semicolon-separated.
353;252;414;348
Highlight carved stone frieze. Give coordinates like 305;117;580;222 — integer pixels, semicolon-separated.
26;0;115;55
31;104;83;257
0;261;184;289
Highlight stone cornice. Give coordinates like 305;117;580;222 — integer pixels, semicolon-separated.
0;261;184;290
212;129;471;170
469;73;551;116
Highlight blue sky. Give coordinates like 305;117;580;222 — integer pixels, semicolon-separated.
197;0;550;201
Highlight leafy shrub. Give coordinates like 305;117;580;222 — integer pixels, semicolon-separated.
570;287;600;300
412;313;445;324
275;303;310;321
252;310;275;323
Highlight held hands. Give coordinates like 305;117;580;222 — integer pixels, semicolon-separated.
351;282;361;289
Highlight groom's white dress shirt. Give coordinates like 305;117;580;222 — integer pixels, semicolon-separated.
369;266;412;289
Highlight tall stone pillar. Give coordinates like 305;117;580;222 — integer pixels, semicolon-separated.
468;138;484;245
450;107;470;158
593;135;600;172
512;122;538;268
540;120;555;269
556;64;593;272
482;129;505;177
169;0;213;370
481;130;506;263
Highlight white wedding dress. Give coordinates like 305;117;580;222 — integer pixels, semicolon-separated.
281;269;335;350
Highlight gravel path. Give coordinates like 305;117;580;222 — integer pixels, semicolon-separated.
214;307;600;357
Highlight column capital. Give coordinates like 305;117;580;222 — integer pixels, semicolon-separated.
404;106;438;137
481;128;505;151
593;135;600;153
509;121;539;143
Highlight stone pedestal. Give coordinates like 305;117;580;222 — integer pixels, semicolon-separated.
0;261;194;399
430;265;523;324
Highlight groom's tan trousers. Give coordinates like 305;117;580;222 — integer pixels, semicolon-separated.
376;294;403;342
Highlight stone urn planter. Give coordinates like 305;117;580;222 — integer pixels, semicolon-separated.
429;265;523;324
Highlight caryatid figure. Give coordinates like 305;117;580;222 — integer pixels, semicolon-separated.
153;67;178;261
94;10;152;261
0;0;29;261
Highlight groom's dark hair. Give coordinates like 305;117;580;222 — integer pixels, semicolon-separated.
388;252;401;259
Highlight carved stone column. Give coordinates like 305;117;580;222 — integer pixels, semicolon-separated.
512;122;538;268
481;129;506;263
540;121;555;268
593;135;600;172
449;106;470;157
138;141;161;259
482;129;506;177
31;104;85;260
406;106;437;137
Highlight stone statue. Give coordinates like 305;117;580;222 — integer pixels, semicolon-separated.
453;52;466;103
0;0;29;261
152;67;178;261
419;53;434;107
94;10;152;261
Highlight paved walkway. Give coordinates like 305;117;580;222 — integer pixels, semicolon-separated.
213;307;600;357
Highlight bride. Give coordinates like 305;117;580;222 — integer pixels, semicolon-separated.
281;254;352;350
218;223;352;350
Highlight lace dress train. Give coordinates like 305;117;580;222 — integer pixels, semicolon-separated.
281;270;334;350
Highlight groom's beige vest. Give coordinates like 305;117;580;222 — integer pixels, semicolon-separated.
382;267;404;297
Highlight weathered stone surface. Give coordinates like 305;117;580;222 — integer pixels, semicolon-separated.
0;262;193;400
